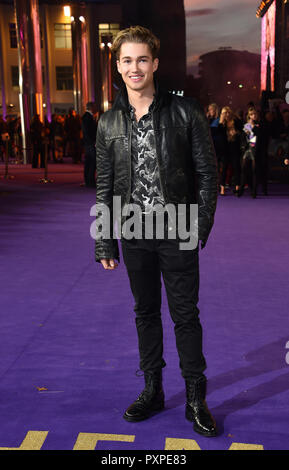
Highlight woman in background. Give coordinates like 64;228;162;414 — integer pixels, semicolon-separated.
226;115;243;195
217;106;231;195
239;107;259;198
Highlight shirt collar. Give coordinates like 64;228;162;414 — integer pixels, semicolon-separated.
128;95;156;120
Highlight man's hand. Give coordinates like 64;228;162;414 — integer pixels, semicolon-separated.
100;259;118;270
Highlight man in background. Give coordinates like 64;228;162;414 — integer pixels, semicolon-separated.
82;102;98;188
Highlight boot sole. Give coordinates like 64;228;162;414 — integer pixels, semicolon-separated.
123;402;165;423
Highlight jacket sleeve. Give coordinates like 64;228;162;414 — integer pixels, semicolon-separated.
190;99;218;247
95;115;119;263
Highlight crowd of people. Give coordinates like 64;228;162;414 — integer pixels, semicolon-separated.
0;104;99;187
207;101;289;197
1;98;289;194
29;108;95;170
0;114;22;162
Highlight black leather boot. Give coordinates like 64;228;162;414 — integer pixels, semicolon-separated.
123;371;165;422
185;376;217;437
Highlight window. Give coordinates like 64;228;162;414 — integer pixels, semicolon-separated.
9;23;17;48
56;66;73;90
99;24;110;30
11;65;45;87
54;23;72;49
98;23;119;45
9;23;43;48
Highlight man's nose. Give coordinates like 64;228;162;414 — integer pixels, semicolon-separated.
131;61;140;71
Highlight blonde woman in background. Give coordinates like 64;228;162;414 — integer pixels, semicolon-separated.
218;106;232;195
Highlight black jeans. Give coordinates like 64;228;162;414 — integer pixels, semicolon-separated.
121;237;207;379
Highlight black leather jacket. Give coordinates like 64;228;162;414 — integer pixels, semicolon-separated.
95;83;218;262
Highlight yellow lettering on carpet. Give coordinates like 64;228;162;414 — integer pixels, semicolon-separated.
229;442;264;450
73;433;135;450
0;431;48;450
165;438;201;450
0;431;266;450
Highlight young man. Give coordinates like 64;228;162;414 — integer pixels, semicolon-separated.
95;26;218;437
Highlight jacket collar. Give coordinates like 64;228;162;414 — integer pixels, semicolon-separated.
111;78;169;114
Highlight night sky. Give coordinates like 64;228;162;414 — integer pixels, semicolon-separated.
184;0;261;76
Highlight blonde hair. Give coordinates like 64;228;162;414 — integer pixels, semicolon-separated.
221;106;232;115
246;107;257;122
208;103;219;117
111;25;160;60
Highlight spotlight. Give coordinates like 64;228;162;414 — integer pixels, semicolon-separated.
64;6;71;17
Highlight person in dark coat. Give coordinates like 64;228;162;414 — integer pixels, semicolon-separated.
226;116;244;194
253;110;275;196
81;102;98;187
30;114;45;168
0;115;9;162
218;106;233;195
64;108;82;163
49;114;58;162
95;26;218;437
207;103;223;183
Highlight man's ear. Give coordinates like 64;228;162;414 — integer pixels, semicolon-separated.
153;58;159;73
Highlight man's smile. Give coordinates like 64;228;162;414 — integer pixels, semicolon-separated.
129;75;144;82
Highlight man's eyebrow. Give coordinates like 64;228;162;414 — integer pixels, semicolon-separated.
120;55;150;60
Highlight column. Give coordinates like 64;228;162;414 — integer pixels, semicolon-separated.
40;3;52;123
0;18;7;119
71;4;89;115
87;3;102;112
14;0;44;164
100;33;113;112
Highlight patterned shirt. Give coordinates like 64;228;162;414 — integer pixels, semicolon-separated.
129;101;165;214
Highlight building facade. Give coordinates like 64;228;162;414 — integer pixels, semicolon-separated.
0;0;123;120
0;0;186;121
198;49;261;110
256;0;289;100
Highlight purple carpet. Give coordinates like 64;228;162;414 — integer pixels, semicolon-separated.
0;163;289;451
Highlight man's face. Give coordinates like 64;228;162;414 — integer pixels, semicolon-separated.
116;42;159;93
